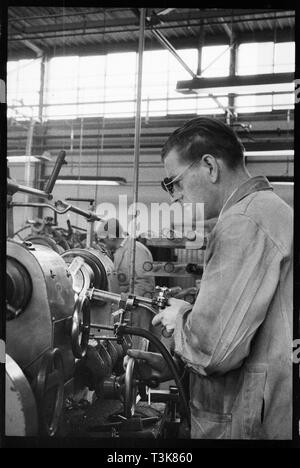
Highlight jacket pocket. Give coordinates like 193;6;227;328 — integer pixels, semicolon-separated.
242;365;267;439
190;404;232;439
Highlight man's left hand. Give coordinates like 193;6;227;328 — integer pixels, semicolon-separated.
152;297;192;335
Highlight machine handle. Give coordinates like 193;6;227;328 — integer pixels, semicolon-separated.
7;179;53;200
71;295;91;359
44;150;67;194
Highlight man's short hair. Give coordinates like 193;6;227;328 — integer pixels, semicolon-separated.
161;117;245;169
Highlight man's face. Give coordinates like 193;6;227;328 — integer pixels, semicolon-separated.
164;148;219;220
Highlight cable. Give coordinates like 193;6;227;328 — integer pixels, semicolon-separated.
117;324;191;427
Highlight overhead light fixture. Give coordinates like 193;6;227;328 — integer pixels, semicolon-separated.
7;154;52;163
55;176;127;186
245;150;294;157
7;156;40;163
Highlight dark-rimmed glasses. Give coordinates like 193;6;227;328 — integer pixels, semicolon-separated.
161;159;199;197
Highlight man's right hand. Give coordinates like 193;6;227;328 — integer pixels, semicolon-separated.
123;349;173;383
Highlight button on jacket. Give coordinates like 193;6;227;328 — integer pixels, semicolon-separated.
173;176;293;439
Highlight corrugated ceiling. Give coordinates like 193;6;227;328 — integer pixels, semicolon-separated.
8;8;295;59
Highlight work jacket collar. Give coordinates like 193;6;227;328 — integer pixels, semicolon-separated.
220;175;273;217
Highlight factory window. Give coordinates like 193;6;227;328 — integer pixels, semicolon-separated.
105;52;136;117
274;42;295;73
234;81;294;113
9;41;294;120
45;56;79;119
201;45;230;77
197;95;229;115
77;55;106;117
237;41;295;75
142;50;170;116
7;58;41;120
167;49;198;115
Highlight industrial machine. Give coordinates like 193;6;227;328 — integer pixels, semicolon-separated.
6;152;191;438
6;237;190;438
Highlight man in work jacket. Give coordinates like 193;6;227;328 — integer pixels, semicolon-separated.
126;117;293;439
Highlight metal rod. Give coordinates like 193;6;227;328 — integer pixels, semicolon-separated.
44;150;67;194
90;323;114;330
196;20;205;76
24;119;36;222
92;336;119;341
55;200;102;221
129;8;146;295
89;289;122;305
38;55;46;122
151;28;197;79
89;287;153;307
86;200;95;248
7;179;53;200
11;202;58;210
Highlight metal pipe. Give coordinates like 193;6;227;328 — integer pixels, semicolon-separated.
88;288;153;307
38;55;46;122
55;200;102;221
149;25;233;115
88;289;122;305
11;202;58;210
90;324;114;330
86;200;95;248
24;119;36;222
151;28;197;79
196;20;205;76
92;336;119;341
7;179;53;200
129;8;146;295
10;200;102;220
44;150;67;194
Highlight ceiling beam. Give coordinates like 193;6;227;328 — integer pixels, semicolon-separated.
176;72;294;94
9;22;43;57
7;9;294;37
8;27;295;61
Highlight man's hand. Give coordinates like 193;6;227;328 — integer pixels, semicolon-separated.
152;297;192;335
123;349;173;383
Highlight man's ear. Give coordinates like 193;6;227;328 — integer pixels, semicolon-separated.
202;154;219;183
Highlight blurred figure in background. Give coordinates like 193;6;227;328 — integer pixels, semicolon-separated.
96;218;156;349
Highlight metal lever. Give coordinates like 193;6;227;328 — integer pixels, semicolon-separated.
44;150;67;194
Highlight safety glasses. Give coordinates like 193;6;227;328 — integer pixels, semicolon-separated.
161;159;199;196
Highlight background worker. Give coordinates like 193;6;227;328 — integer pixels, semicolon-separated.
96;217;156;348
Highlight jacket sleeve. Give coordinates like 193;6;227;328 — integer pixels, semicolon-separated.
173;213;282;376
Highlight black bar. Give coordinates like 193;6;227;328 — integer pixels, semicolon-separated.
176;73;294;92
44;150;66;194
